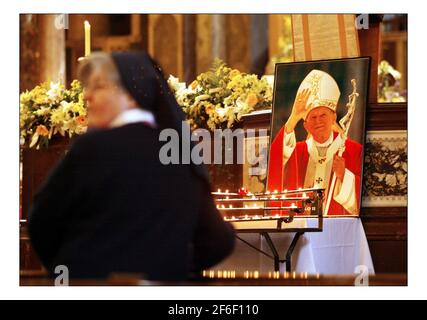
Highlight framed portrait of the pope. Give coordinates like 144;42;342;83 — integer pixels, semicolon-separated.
267;57;370;216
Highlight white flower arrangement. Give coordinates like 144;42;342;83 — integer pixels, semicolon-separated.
20;80;87;149
168;59;273;131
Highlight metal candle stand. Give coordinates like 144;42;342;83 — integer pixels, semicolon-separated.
212;188;325;272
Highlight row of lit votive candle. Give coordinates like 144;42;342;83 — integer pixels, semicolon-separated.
217;203;298;210
218;194;307;201
211;189;236;195
213;188;305;195
212;188;307;200
202;270;320;280
223;214;286;221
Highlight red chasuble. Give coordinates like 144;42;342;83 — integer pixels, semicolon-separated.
267;127;363;215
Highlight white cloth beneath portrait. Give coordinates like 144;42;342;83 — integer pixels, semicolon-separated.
213;217;375;275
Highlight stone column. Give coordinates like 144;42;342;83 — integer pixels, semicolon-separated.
250;14;269;76
20;14;41;92
225;14;251;73
196;15;213;76
39;14;66;84
212;15;227;61
183;15;197;84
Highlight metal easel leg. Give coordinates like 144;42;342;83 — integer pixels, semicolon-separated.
262;232;280;272
285;232;304;272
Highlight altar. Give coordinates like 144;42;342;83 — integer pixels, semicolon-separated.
213;217;375;275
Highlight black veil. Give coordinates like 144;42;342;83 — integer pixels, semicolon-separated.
111;51;211;187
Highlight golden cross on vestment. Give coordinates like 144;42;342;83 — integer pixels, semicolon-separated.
308;72;322;101
318;158;326;164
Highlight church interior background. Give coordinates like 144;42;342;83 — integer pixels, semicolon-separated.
19;14;407;284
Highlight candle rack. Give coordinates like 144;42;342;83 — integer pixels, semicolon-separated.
211;187;325;272
212;187;324;226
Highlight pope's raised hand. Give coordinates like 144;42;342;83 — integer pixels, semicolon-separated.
285;89;311;133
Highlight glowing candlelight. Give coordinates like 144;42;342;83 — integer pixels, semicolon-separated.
218;188;221;193
84;21;91;56
225;189;229;194
229;204;233;209
273;190;278;194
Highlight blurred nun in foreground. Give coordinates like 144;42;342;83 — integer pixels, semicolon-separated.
28;51;235;280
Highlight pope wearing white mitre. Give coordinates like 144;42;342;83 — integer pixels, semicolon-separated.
267;70;363;215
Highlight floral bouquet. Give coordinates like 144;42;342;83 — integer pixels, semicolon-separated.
168;59;273;131
20;80;87;149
